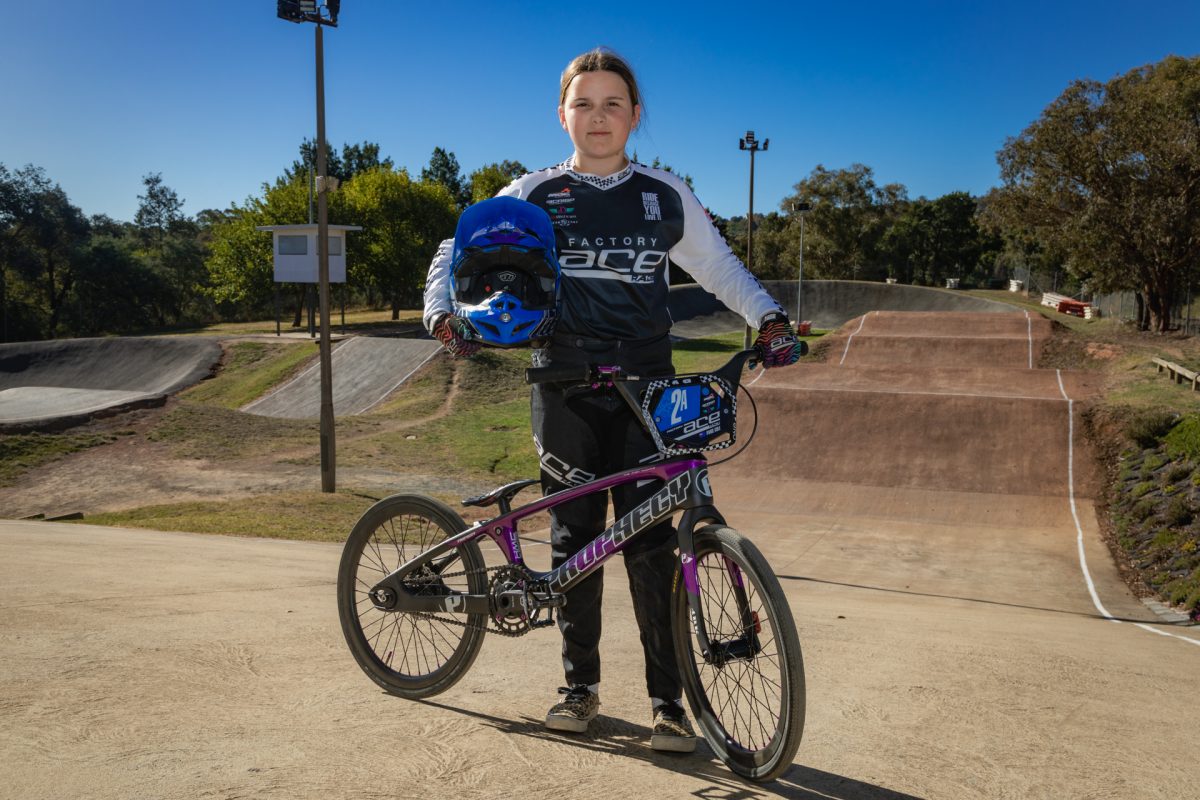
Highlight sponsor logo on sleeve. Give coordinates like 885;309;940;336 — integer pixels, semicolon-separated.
642;192;661;221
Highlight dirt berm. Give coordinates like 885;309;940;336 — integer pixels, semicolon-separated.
0;336;221;430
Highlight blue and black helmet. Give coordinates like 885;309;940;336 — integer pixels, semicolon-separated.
450;196;560;347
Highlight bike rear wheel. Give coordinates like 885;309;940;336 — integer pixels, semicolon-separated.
673;524;805;782
337;494;487;699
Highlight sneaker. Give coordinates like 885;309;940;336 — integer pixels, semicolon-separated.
651;700;697;753
544;685;600;733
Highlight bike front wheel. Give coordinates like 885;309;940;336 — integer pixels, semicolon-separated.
673;524;806;782
337;494;487;699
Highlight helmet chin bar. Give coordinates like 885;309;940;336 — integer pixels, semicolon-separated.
455;291;558;348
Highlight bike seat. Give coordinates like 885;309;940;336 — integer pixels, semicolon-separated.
462;478;540;511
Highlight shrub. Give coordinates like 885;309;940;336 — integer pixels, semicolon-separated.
1132;498;1157;521
1128;409;1179;448
1133;481;1157;498
1166;463;1193;484
1152;529;1176;549
1165;414;1200;460
1164;497;1194;526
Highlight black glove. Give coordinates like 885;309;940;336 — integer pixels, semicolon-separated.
754;311;804;368
432;314;481;357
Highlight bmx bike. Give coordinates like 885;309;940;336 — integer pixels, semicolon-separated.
337;349;805;782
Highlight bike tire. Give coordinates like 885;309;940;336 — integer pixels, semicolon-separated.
672;524;806;782
337;494;487;699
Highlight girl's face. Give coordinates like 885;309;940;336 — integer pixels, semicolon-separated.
558;69;641;175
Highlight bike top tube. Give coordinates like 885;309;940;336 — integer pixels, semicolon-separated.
469;457;706;570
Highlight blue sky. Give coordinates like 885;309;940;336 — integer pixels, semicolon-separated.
4;1;1197;222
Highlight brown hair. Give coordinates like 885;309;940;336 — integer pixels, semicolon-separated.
559;47;644;122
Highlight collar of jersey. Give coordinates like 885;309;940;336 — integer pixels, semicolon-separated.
561;156;634;190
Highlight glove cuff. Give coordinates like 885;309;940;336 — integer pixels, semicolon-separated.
759;310;790;329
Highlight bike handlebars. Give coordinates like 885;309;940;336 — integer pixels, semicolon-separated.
525;348;761;387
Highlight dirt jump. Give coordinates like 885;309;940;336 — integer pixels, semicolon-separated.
3;309;1199;799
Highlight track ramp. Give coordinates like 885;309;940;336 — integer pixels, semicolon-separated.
241;336;441;419
707;309;1198;797
0;337;220;429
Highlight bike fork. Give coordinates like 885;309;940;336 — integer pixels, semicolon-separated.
677;508;763;666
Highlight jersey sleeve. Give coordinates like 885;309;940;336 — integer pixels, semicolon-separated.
422;236;455;333
662;173;783;328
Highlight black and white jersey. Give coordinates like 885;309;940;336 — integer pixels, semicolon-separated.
424;157;782;341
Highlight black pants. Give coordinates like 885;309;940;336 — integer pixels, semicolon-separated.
531;333;681;701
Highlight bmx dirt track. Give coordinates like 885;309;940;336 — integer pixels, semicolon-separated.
3;310;1200;800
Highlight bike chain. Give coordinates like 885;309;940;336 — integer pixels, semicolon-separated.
401;562;547;638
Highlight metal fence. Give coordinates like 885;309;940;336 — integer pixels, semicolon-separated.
1092;291;1200;334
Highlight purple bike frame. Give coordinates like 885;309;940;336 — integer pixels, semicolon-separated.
369;458;724;617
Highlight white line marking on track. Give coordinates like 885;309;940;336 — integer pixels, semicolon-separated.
839;314;869;366
241;337;354;412
1057;368;1200;647
1025;311;1034;369
763;384;1064;402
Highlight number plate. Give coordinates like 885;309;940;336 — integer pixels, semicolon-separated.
640;374;737;454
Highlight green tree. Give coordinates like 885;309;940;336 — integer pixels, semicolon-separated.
0;164;91;338
782;164;906;280
991;55;1200;331
134;172;209;327
421;147;471;209
341;141;394;179
68;233;176;335
468;159;528;203
204;176;322;321
285;139;394;185
880;192;998;286
342;167;457;317
135;173;185;248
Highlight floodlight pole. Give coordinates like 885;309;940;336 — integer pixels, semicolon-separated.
739;131;768;348
791;201;811;325
277;1;339;491
315;23;335;493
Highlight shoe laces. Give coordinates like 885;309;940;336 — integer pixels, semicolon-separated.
656;699;686;721
559;684;593;701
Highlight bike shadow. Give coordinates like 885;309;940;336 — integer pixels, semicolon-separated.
416;698;925;800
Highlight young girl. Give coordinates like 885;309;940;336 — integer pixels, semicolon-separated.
424;47;800;753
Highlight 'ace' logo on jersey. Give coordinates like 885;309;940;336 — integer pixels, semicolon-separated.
559;248;668;284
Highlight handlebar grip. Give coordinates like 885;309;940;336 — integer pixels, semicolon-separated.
525;364;592;385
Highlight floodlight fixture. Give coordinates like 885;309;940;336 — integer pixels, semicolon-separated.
739;130;768;152
276;0;339;26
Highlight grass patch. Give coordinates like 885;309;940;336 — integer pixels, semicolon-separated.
148;402;318;460
76;490;380;541
340;349;538;480
181;340;318;409
0;431;129;486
